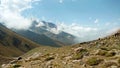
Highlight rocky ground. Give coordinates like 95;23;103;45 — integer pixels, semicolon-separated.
1;30;120;68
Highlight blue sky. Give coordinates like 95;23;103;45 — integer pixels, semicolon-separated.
23;0;120;28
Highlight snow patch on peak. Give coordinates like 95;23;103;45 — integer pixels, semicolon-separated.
31;20;61;34
35;21;45;27
48;28;61;34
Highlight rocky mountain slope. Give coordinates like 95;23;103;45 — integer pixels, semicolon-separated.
3;29;120;68
30;20;76;45
14;20;76;47
15;30;64;47
0;23;39;65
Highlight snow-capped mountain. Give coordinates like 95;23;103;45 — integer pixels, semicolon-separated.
29;20;76;45
30;20;60;34
12;19;76;46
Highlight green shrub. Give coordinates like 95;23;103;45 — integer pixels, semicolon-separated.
86;57;103;66
105;51;116;57
72;49;88;60
97;50;107;56
72;53;83;60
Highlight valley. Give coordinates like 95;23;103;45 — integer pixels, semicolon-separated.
1;24;120;68
0;0;120;68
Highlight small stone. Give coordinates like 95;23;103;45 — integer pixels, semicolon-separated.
111;66;118;68
72;60;81;63
65;56;72;60
17;57;22;60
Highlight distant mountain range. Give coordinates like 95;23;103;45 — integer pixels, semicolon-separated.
13;20;76;47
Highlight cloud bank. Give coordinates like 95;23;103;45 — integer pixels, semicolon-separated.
0;0;39;29
56;23;97;37
55;23;100;42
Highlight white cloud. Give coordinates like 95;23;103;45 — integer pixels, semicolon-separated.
55;22;101;43
59;0;63;4
106;27;120;35
94;19;99;24
0;10;31;29
55;21;119;43
35;21;45;27
57;23;98;37
49;28;60;34
0;0;40;30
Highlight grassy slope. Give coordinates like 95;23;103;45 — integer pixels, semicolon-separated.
0;24;40;65
13;29;120;68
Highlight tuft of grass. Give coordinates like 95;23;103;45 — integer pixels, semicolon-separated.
86;57;103;66
105;51;116;57
72;49;88;60
97;50;108;56
72;53;83;60
45;56;55;61
100;47;109;51
97;49;116;57
104;62;117;67
13;64;21;68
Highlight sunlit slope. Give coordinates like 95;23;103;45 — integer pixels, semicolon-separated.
2;29;120;68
